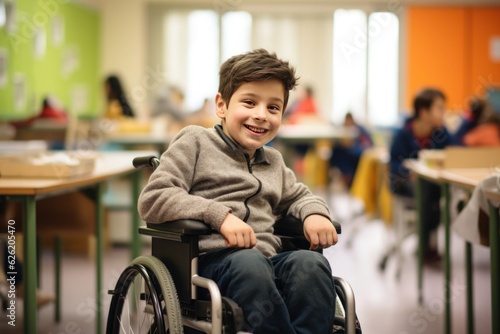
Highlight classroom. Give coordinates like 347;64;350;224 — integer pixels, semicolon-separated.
1;0;500;333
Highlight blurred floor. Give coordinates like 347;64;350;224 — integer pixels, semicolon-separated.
0;190;492;334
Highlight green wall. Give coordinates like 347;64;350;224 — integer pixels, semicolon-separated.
0;0;100;120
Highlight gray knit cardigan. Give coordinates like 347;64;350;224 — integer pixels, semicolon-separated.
138;124;331;257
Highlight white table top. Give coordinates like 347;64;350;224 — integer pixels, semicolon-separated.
277;124;359;141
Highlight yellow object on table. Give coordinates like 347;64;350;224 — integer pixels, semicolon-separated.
350;147;393;224
115;119;151;134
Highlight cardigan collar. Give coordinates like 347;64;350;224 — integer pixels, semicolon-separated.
215;124;270;165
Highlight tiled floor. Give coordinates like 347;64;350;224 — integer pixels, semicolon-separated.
0;192;493;333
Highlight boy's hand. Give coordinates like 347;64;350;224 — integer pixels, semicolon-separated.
220;213;257;248
303;215;338;250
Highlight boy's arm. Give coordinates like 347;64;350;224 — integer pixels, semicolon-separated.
275;160;337;249
138;128;231;231
275;160;331;223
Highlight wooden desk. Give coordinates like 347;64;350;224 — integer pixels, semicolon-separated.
0;151;153;334
407;162;499;334
440;168;492;189
440;169;500;334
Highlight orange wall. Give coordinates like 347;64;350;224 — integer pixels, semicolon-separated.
407;6;500;111
469;8;500;99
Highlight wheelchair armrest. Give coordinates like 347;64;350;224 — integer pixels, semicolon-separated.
274;215;341;239
133;155;160;169
147;220;213;235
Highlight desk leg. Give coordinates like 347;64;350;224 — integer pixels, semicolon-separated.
489;201;499;334
23;196;37;334
95;182;104;334
131;170;142;260
442;183;452;334
416;176;424;305
465;242;474;334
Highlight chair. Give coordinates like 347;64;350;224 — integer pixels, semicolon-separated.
106;156;360;334
378;194;416;279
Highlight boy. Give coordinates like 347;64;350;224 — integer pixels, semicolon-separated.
389;88;456;263
139;49;338;333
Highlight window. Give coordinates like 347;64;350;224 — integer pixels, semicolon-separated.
186;11;219;110
332;10;399;126
367;12;399;126
164;10;252;111
222;11;252;62
332;9;367;124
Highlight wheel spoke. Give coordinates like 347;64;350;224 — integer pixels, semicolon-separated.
106;256;182;334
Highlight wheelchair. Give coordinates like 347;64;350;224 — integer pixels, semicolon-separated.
107;156;360;334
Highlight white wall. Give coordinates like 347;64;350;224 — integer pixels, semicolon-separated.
100;0;148;118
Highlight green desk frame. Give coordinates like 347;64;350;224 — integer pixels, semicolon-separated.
10;168;142;334
416;174;500;334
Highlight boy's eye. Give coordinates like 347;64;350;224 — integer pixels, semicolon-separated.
268;105;281;113
243;100;255;106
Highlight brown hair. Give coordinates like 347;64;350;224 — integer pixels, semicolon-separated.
218;49;298;110
413;88;446;118
468;96;488;122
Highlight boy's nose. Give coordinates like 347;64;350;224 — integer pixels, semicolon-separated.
253;105;267;120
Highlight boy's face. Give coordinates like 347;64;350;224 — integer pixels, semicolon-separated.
422;97;446;129
216;80;285;157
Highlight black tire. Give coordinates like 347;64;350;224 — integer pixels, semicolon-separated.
107;256;183;334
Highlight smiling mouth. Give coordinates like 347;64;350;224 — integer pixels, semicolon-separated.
244;125;268;134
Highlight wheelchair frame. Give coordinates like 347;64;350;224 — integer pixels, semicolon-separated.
107;156;358;334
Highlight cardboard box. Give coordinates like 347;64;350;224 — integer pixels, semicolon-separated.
0;152;96;178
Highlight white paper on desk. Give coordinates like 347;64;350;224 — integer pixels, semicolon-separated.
453;175;500;246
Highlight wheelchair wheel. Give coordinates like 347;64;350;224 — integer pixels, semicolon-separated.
107;256;183;334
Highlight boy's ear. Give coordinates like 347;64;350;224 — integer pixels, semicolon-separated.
215;93;227;119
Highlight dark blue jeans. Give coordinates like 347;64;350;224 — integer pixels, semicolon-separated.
198;248;335;334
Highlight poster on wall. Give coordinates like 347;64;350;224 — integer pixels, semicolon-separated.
13;73;26;111
34;28;47;58
0;1;6;29
491;37;500;62
4;0;15;35
62;46;79;77
71;85;88;115
52;15;64;46
0;49;7;87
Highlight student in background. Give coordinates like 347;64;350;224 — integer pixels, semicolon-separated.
330;112;373;188
151;85;186;121
285;85;319;125
454;96;487;145
283;85;322;177
389;88;456;264
152;86;217;133
10;96;68;128
463;113;500;146
103;75;134;119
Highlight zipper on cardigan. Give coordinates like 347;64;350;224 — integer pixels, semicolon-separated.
242;153;262;222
